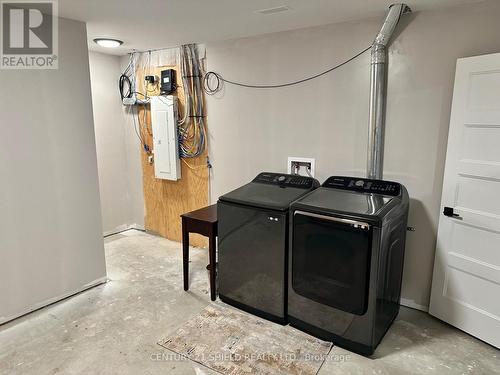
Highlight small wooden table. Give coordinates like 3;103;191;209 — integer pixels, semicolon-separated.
180;204;218;301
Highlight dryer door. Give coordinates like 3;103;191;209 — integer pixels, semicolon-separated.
292;211;372;315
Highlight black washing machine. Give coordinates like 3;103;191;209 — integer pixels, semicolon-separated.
218;172;319;324
288;176;409;355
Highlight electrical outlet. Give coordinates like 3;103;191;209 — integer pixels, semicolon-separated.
287;157;315;177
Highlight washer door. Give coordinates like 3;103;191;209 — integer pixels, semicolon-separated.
292;211;372;315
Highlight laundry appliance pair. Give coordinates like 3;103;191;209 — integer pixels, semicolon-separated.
217;172;409;355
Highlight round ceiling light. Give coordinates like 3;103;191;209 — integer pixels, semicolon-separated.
93;38;123;48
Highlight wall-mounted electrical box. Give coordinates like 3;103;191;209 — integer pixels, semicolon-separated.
160;69;176;95
122;94;149;106
287;157;316;177
150;96;181;181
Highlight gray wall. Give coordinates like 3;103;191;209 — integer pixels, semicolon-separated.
206;0;500;310
89;52;145;235
0;19;107;323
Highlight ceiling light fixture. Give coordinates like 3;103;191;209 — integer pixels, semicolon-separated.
93;38;123;48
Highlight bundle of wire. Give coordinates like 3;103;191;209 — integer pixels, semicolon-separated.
119;53;137;100
178;44;206;158
120;52;152;155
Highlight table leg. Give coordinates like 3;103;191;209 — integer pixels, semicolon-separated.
208;231;217;301
182;220;189;291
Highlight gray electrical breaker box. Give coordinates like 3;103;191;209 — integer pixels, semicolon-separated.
150;96;181;180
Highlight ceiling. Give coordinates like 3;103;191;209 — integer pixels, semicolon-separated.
58;0;484;56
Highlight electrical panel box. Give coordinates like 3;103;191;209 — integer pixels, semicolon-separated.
160;69;176;95
150;96;181;180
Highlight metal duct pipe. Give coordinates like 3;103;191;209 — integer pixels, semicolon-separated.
367;3;411;180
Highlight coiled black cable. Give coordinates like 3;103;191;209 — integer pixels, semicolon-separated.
119;74;132;100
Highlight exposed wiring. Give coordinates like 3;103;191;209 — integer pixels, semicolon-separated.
119;53;136;100
122;52;134;76
181;158;205;170
119;52;149;102
144;51;158;94
119;74;132;100
207;156;212;204
131;91;149;99
123;46;209;166
130;106;144;145
148;50;152;75
178;44;206;158
143;106;152;136
203;45;371;95
305;167;313;178
130;105;152;155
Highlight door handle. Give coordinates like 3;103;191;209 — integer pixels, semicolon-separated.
443;206;462;219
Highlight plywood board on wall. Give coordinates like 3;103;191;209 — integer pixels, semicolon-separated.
136;65;209;248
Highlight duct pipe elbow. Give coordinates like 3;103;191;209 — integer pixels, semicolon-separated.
373;4;411;49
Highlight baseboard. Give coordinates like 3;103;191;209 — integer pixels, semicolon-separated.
103;224;145;238
400;298;429;312
0;276;108;326
130;223;145;231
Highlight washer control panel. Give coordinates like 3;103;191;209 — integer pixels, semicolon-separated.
254;172;318;189
323;176;401;196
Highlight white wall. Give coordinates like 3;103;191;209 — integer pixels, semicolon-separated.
206;0;500;310
121;93;146;232
0;18;107;324
89;52;144;235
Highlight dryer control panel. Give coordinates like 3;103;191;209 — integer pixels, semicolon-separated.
323;176;401;196
254;172;319;189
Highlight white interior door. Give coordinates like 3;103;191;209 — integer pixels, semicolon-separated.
429;52;500;348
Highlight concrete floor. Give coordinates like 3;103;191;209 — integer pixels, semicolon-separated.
0;230;498;375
